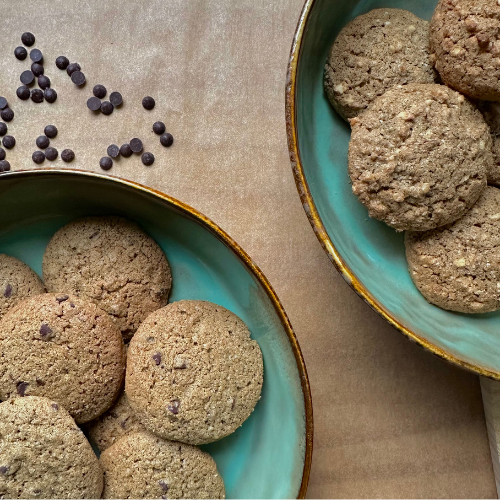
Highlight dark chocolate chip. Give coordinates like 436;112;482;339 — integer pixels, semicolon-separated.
141;152;154;166
109;92;123;107
56;295;69;304
38;75;50;89
231;396;236;410
152;352;162;365
0;466;8;474
39;323;52;339
160;133;174;147
55;56;69;70
31;89;44;103
153;121;166;135
87;96;101;112
93;85;107;99
142;96;155;110
20;70;35;86
44;88;57;103
16;85;30;100
51;403;59;410
119;144;132;157
45;147;58;161
89;231;99;239
167;399;180;415
21;32;35;47
1;109;14;122
2;136;15;149
107;144;120;158
32;151;45;164
16;381;28;396
3;284;12;298
44;125;58;138
71;71;86;86
35;377;45;386
30;48;43;63
36;135;50;149
0;123;6;136
130;138;143;153
70;303;75;308
33;490;41;495
0;149;4;161
66;62;80;76
120;419;128;429
61;149;75;162
158;480;169;493
31;62;44;77
14;46;27;60
99;157;113;171
100;101;114;115
0;97;7;110
0;160;11;172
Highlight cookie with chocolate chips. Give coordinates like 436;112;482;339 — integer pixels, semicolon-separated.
0;293;126;423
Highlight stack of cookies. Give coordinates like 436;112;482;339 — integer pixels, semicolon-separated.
0;216;263;499
325;1;500;314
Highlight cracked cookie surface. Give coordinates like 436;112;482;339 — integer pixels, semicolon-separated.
348;83;490;231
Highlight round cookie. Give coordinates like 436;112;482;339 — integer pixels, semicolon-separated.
126;300;263;445
100;431;225;499
478;100;500;184
430;0;500;101
43;216;172;340
0;254;45;321
85;391;145;452
405;186;500;313
0;396;103;499
0;293;126;424
348;83;490;231
325;8;436;120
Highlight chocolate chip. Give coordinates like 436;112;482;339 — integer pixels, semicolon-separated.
100;101;114;115
16;85;30;100
32;151;45;164
158;480;169;493
16;381;28;396
2;136;15;149
56;295;69;303
119;144;132;157
44;88;57;103
160;133;173;147
21;32;35;47
20;70;35;86
61;149;75;162
30;49;43;63
477;32;489;47
87;97;101;112
3;284;12;298
71;71;86;86
120;420;128;429
35;377;45;386
51;403;59;410
89;231;99;239
109;92;123;107
0;98;7;110
142;96;155;110
45;147;58;161
70;303;75;308
1;109;14;122
107;144;120;158
36;136;50;149
0;123;6;136
130;138;143;153
141;152;154;166
44;125;58;138
66;62;81;76
31;89;44;103
0;149;4;161
231;396;236;410
33;490;41;495
167;399;180;415
93;85;107;99
14;46;27;60
153;121;166;135
31;62;44;77
55;56;69;70
99;157;113;171
152;352;162;365
0;160;10;172
0;466;8;474
39;323;52;339
38;75;50;89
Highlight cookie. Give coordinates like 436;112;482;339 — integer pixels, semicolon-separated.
0;293;126;424
43;216;172;340
325;8;436;120
126;300;263;445
405;186;500;313
348;83;490;231
430;0;500;101
85;391;145;452
0;254;45;321
0;396;103;499
478;100;500;184
100;431;225;499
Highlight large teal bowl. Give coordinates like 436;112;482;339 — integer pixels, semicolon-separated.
0;169;312;499
286;0;500;379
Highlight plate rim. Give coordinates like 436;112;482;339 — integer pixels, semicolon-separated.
285;0;500;380
0;168;314;498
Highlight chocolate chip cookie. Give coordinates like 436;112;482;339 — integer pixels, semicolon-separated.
100;431;225;499
0;293;126;423
42;216;172;340
126;300;263;445
325;8;436;120
0;396;103;499
348;84;490;231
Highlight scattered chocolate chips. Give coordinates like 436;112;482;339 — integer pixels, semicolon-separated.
142;96;155;110
31;62;44;76
39;323;53;339
107;144;120;158
44;125;58;138
55;56;69;70
45;147;58;161
0;160;10;172
4;284;12;298
167;399;180;415
2;136;15;149
160;133;173;147
153;121;166;135
130;138;143;153
0;149;4;161
158;480;169;493
31;89;44;103
44;88;57;103
20;70;35;86
16;381;28;396
109;91;123;107
36;136;50;149
152;352;162;365
14;46;27;60
66;62;81;76
61;149;75;162
71;70;86;86
16;85;30;100
38;75;51;90
86;97;101;112
32;151;45;164
99;156;113;171
51;403;59;410
0;97;7;110
0;466;8;474
1;108;14;122
21;32;35;47
93;84;107;99
30;48;43;63
0;123;6;136
120;144;132;157
141;152;155;166
100;101;114;115
56;295;69;303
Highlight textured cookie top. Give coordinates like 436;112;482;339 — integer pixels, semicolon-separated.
0;293;126;424
348;84;490;231
43;216;172;340
0;254;45;321
0;396;103;499
430;0;500;101
126;300;263;445
100;431;225;499
406;186;500;313
325;8;436;120
479;100;500;184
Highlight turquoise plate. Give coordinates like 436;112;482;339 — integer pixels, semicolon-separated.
0;169;313;499
286;0;500;379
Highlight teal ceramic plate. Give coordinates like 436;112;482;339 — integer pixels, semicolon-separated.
286;0;500;379
0;169;313;499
